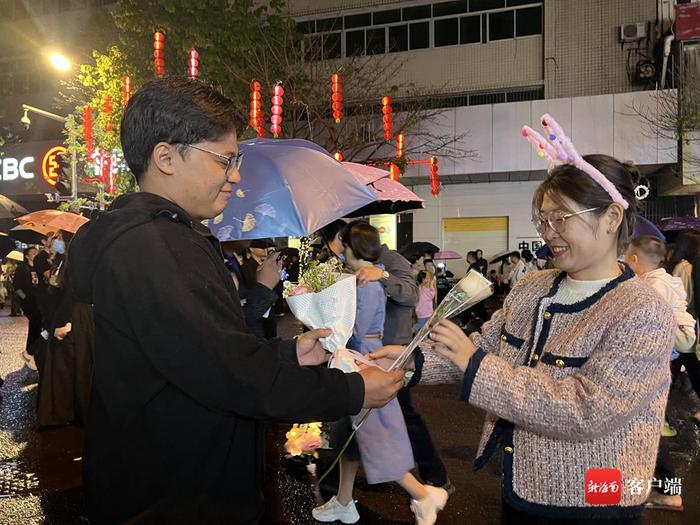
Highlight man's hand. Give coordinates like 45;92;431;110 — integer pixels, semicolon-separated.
54;323;72;341
367;345;412;371
296;328;332;366
359;367;405;408
355;266;384;286
257;252;283;290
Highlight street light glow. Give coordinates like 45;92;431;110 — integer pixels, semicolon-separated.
49;53;71;72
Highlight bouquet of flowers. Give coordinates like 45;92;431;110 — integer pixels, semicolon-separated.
284;259;360;372
284;422;329;504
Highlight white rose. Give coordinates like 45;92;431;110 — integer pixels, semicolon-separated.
458;270;492;299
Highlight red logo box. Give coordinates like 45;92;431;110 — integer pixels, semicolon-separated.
585;468;622;505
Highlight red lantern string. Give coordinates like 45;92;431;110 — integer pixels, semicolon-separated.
333;151;344;161
396;132;404;159
187;49;199;79
103;95;113;132
249;80;265;138
389;162;400;181
82;106;93;159
121;76;132;107
381;96;393;141
331;73;343;124
270;83;284;138
99;148;115;193
429;156;440;196
153;31;166;77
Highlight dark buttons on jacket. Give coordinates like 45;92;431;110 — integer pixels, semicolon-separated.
543;311;552;320
555;359;565;368
504;446;514;454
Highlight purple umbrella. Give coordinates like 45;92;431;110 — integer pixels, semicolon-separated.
632;216;666;241
659;217;700;233
433;250;462;260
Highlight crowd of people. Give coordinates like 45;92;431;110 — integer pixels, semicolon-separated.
0;77;698;525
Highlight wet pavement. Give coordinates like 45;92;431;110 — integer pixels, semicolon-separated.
0;311;698;524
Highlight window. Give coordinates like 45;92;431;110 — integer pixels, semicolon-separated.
373;9;400;25
403;5;431;21
507;0;539;6
460;15;481;44
434;18;459;47
366;27;386;55
470;92;506;105
344;13;371;29
433;0;468;17
515;6;542;37
323;32;342;59
410;21;430;49
317;17;341;32
488;10;514;40
304;35;322;61
389;25;409;52
346;30;365;56
470;0;504;12
297;20;315;34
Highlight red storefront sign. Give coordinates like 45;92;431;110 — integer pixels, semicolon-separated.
677;3;700;41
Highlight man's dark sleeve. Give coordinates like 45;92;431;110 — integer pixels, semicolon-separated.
243;283;278;338
380;250;419;307
103;226;364;423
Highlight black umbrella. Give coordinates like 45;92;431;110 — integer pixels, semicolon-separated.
401;241;440;258
0;233;16;259
489;250;515;265
0;194;28;220
8;225;47;245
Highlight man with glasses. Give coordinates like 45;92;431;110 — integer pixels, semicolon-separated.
67;77;405;525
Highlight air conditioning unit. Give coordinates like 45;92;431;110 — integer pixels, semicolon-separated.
620;22;647;42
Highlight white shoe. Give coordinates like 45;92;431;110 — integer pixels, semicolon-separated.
410;485;448;525
312;495;360;524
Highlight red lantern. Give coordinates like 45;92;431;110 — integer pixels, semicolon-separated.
82;106;93;159
153;31;166;76
270;83;284;138
103;95;113;132
187;49;199;79
249;80;265;138
396;132;404;159
121;76;132;107
381;96;393;141
331;73;343;124
99;149;115;193
389;162;400;181
333;151;344;161
429;156;440;196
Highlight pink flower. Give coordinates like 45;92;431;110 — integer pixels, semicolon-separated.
289;284;313;296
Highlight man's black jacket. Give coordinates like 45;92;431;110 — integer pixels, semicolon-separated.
68;192;364;524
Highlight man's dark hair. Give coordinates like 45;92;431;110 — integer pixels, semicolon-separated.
319;219;347;244
120;77;241;181
341;220;381;262
510;251;521;260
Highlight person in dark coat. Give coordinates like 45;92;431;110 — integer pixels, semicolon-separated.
12;246;42;354
67;77;404;525
241;239;279;339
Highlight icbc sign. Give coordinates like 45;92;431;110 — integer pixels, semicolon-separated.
41;146;67;186
0;155;35;180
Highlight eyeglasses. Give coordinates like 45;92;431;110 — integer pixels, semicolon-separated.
532;207;599;235
184;144;244;175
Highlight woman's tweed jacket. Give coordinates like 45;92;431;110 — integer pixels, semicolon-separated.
417;265;675;519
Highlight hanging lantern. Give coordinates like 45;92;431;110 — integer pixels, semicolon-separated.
249;80;265;138
389;162;400;181
331;73;343;124
99;148;115;193
270;83;284;138
103;95;113;132
82;106;94;159
429;156;440;196
381;96;393;141
187;49;199;79
395;132;404;159
121;76;132;107
333;151;344;162
153;31;166;77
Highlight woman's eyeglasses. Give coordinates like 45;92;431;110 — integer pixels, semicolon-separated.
532;207;599;235
184;144;244;175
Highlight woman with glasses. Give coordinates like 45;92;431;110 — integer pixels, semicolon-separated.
373;151;676;524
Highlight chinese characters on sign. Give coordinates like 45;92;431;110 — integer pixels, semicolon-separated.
585;469;682;505
516;238;544;252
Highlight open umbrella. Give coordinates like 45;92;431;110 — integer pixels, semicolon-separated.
0;194;28;220
632;217;666;241
401;241;440;258
9;225;48;245
0;232;16;259
206;139;376;241
490;250;515;265
341;162;425;217
433;250;462;260
5;250;23;261
17;210;89;234
659;217;700;233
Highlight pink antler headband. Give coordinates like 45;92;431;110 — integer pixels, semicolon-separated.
521;114;629;210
